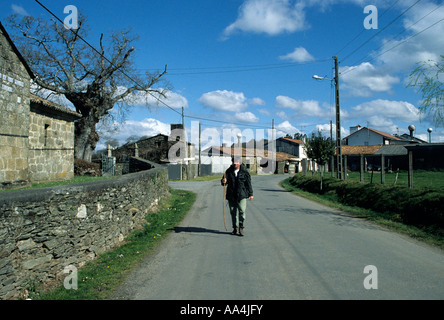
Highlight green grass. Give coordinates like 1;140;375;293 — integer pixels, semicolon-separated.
33;188;196;300
340;170;444;190
280;176;444;250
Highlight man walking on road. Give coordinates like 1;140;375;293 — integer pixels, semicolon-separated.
221;156;254;236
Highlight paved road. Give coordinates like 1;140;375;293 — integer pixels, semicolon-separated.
113;174;444;300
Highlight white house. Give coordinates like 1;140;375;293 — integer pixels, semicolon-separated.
344;126;401;146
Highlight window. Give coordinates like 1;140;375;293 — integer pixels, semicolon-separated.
44;124;50;146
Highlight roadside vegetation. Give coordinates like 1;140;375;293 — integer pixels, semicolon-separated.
32;188;196;300
281;172;444;250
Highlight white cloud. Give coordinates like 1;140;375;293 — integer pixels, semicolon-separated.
340;62;400;97
97;118;170;149
249;97;266;106
350;99;420;124
374;1;444;73
11;4;29;16
316;123;349;138
235;111;259;123
275;95;324;117
198;90;250;112
118;118;169;143
279;47;314;62
120;88;188;109
222;0;307;38
276;120;301;136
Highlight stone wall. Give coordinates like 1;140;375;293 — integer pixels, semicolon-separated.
0;167;169;299
0;25;32;188
28;107;76;182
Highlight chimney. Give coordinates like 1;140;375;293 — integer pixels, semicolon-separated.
408;125;416;138
350;125;361;134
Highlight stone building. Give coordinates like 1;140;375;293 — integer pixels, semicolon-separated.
112;124;195;165
28;94;81;182
0;22;81;188
0;22;34;188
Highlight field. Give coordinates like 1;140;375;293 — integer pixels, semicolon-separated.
317;170;444;190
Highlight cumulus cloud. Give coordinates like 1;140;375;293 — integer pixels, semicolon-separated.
350;99;420;123
120;88;188;109
249;97;266;106
340;62;400;97
275;95;324;118
11;4;29;16
235;111;260;123
275;120;301;136
316;123;349;138
199;90;260;112
97;118;170;149
279;47;315;62
375;1;444;73
222;0;307;38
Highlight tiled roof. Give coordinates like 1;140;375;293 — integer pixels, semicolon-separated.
339;145;382;155
30;94;82;119
280;137;304;145
207;146;299;162
344;127;401;141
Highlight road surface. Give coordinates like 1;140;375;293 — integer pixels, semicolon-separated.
113;174;444;300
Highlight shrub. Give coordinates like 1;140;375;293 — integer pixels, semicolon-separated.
288;174;444;229
74;159;101;177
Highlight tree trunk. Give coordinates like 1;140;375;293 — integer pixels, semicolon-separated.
74;114;100;162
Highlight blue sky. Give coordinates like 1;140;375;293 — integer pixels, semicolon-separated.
2;0;444;149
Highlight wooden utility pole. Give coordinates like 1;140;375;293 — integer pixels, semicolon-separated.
333;56;343;180
198;121;201;176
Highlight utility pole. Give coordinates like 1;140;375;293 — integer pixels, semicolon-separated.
181;106;185;128
198;121;201;176
333;56;343;180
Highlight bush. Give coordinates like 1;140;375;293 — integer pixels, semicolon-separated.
288;174;444;229
74;159;101;177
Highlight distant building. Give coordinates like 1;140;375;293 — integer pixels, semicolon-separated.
344;127;402;146
112;124;195;165
203;145;299;174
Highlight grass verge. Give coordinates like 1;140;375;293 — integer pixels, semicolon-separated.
34;188;196;300
280;177;444;250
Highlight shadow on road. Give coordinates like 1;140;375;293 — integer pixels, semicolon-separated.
172;226;231;235
259;188;290;192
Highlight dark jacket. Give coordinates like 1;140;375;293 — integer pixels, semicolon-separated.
221;164;253;202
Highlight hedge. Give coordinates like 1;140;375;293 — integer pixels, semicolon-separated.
287;174;444;229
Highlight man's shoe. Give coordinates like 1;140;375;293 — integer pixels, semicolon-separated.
239;227;244;236
231;228;238;235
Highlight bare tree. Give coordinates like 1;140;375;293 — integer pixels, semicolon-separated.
6;14;168;161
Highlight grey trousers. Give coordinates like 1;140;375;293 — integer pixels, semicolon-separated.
228;198;247;229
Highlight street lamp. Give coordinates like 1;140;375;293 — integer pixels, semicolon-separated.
312;56;343;179
312;75;332;81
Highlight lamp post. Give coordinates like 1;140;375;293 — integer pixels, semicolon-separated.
312;56;343;179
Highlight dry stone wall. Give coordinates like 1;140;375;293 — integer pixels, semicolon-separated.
0;167;168;299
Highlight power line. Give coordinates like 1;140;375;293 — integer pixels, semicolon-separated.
34;0;181;118
341;12;444;77
341;0;422;63
349;1;444;67
165;59;332;76
335;0;402;56
33;0;276;130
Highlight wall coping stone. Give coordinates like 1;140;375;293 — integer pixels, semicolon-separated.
0;166;167;207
